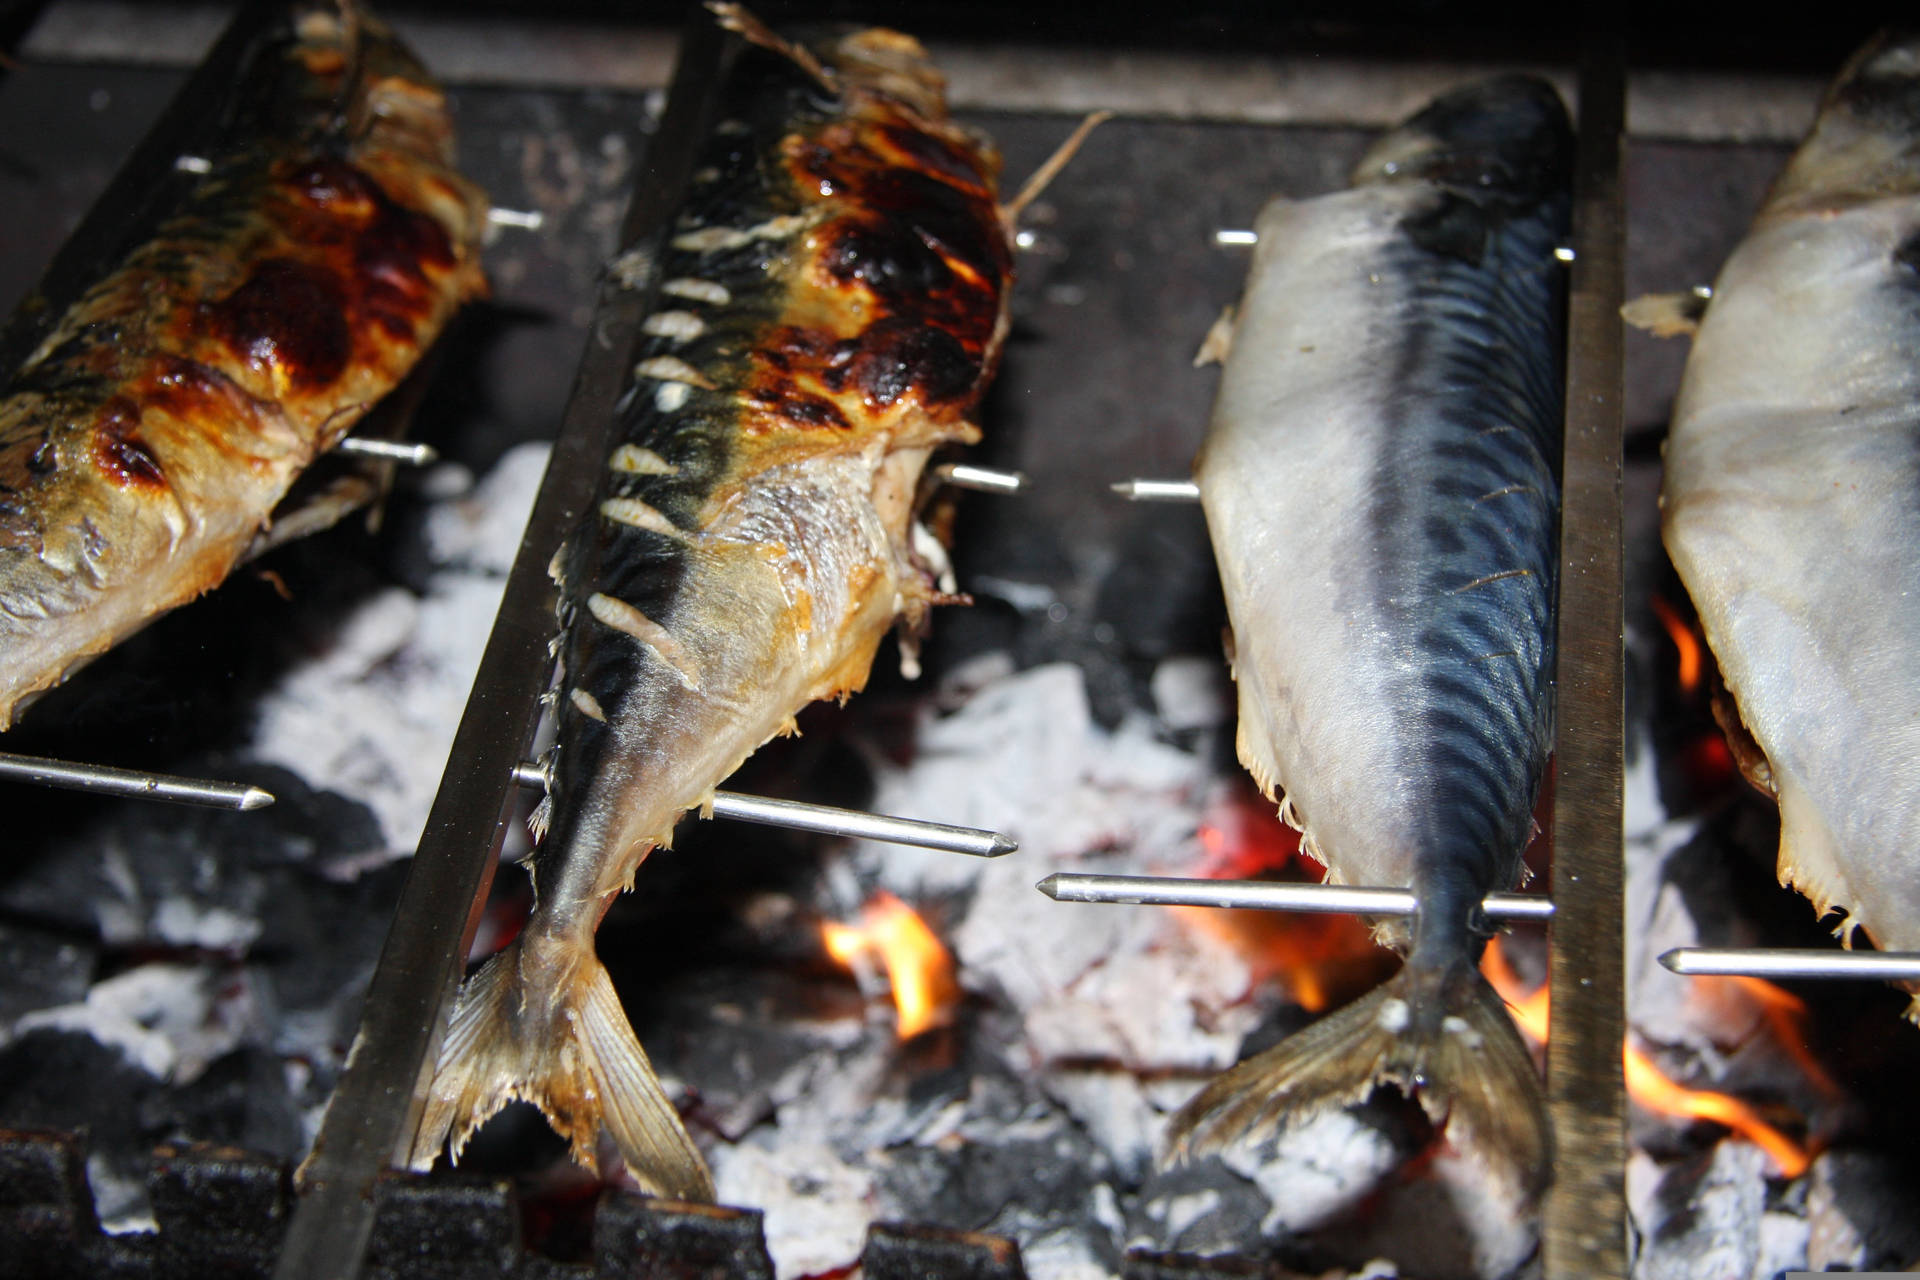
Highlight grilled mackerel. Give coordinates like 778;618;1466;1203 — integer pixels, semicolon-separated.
0;3;487;728
1664;32;1920;1010
411;8;1014;1199
1174;78;1571;1195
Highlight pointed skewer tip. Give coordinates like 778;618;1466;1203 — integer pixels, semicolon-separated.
239;787;277;811
988;833;1019;857
1035;873;1062;898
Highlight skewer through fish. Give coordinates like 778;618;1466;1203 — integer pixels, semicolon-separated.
0;1;488;727
1173;77;1573;1196
1662;30;1920;1014
409;6;1047;1199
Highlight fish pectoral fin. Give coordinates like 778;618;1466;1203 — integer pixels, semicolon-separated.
1166;965;1549;1201
1620;289;1711;339
1193;304;1237;367
409;940;714;1202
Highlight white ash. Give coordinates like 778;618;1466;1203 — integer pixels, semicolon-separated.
88;1152;155;1236
709;1136;874;1280
1150;655;1235;732
245;443;551;859
15;962;254;1084
1219;1109;1403;1236
1629;1140;1789;1280
1328;1147;1538;1280
150;898;262;953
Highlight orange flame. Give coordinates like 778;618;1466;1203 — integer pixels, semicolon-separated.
1481;938;1809;1178
1650;594;1704;696
821;891;960;1039
1169;814;1395;1014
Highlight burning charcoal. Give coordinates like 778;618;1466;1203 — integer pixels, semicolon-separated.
148;1143;292;1277
863;1221;1027;1280
1806;1148;1920;1272
595;1192;775;1280
138;1047;302;1160
362;1171;520;1280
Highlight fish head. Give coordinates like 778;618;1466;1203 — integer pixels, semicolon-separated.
1351;75;1573;210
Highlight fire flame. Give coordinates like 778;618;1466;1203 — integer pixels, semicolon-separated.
1169;814;1393;1014
1481;938;1810;1178
821;891;960;1039
1650;593;1704;696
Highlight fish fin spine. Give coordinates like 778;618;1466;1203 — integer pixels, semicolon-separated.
409;940;714;1202
1166;963;1549;1200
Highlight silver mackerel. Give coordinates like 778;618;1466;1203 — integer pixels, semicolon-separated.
1664;31;1920;1012
1175;77;1572;1195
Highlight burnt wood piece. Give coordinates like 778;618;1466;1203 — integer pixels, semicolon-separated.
150;1143;291;1280
592;1193;774;1280
1122;1249;1312;1278
862;1222;1026;1280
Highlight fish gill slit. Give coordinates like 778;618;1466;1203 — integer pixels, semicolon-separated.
586;592;702;691
1448;568;1533;595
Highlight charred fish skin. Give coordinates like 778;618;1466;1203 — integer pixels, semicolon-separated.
1664;31;1920;1009
1175;76;1571;1194
0;2;488;728
412;8;1011;1200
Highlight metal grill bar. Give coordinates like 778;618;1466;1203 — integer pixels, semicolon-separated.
268;12;732;1280
1541;35;1629;1280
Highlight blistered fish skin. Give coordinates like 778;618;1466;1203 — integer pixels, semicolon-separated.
0;3;488;727
412;8;1013;1200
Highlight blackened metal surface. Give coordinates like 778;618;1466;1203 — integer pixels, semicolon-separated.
592;1194;774;1280
863;1221;1027;1280
1543;38;1629;1280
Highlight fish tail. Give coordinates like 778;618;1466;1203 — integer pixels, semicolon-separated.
409;938;714;1202
1167;961;1550;1197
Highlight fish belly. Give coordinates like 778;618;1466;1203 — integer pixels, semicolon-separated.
1665;197;1920;962
1197;187;1561;921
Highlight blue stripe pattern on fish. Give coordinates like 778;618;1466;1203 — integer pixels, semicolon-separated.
1174;75;1571;1198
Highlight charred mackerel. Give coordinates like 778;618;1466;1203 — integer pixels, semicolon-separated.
411;6;1016;1200
0;2;487;728
1176;77;1572;1198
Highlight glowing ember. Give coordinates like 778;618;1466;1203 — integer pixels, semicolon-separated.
1481;938;1810;1178
1650;594;1704;695
1168;803;1394;1013
820;891;960;1038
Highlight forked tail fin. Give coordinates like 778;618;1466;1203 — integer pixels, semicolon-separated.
1167;963;1550;1197
408;940;714;1202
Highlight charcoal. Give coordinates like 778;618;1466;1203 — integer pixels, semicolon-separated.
0;923;96;1026
863;1221;1026;1280
1806;1148;1920;1272
139;1048;302;1160
362;1171;520;1280
593;1193;775;1280
148;1142;289;1279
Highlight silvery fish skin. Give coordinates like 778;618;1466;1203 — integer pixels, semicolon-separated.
1173;77;1571;1194
0;3;488;726
411;7;1013;1200
1663;31;1920;1009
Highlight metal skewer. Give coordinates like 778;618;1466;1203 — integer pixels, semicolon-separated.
335;437;439;466
1213;228;1258;246
0;750;275;811
1660;947;1920;983
935;462;1028;494
513;761;1015;857
487;206;546;230
1037;871;1553;920
1109;478;1200;502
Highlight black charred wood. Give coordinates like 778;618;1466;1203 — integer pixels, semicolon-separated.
149;1143;290;1279
0;1127;98;1277
1122;1248;1311;1279
592;1192;774;1280
362;1171;521;1280
862;1222;1026;1280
